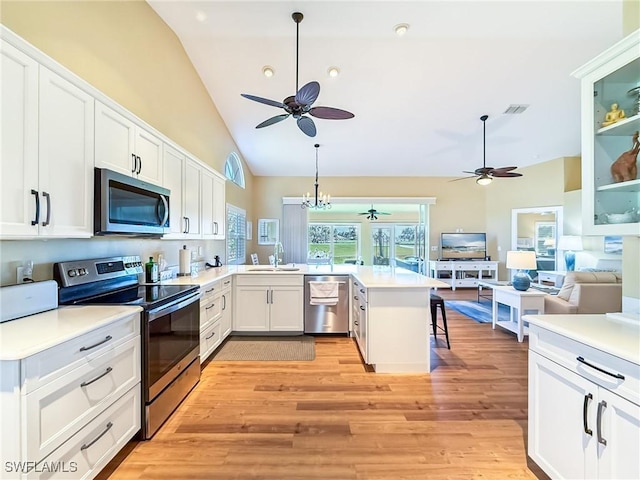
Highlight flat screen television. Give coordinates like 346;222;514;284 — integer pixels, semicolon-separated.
440;232;487;260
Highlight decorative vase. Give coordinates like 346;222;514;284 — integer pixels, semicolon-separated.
512;271;531;291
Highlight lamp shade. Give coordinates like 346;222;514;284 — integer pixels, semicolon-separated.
557;235;583;251
506;250;537;270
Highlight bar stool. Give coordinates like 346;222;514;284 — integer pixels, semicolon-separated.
430;293;450;349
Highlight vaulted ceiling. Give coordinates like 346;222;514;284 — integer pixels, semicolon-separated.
148;0;625;178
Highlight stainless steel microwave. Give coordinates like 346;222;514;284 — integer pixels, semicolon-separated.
94;168;170;237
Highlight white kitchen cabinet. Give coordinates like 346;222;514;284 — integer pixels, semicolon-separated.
0;311;141;480
201;168;226;240
351;279;368;362
95;101;163;185
572;30;640;236
528;322;640;479
234;275;303;332
162;144;202;239
220;278;233;339
429;261;498;290
1;42;94;239
199;279;223;362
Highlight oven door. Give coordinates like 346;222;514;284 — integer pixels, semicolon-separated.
144;292;200;402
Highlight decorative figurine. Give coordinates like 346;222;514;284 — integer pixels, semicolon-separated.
602;103;626;127
611;131;639;183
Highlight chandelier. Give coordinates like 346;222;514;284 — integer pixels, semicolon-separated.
302;144;331;209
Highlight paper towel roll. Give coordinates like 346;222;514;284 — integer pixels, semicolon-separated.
179;246;191;276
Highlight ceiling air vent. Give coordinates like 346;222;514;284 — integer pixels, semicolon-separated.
503;104;529;114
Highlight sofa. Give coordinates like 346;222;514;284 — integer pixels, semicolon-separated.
544;271;622;314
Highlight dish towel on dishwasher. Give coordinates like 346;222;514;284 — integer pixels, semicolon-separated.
309;281;339;306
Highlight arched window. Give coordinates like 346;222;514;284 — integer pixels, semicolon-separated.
224;152;245;188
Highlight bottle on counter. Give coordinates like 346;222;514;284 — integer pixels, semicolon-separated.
145;256;159;283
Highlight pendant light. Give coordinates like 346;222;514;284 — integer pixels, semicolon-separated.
302;144;331;209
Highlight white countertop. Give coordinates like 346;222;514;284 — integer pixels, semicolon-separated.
524;312;640;365
0;305;142;361
162;264;450;290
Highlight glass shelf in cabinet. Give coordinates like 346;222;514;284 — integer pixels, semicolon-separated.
596;113;640;136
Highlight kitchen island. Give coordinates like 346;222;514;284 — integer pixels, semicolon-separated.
164;264;449;373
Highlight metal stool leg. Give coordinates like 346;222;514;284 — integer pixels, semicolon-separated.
438;301;451;349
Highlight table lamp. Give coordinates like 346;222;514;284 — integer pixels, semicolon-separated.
506;250;537;291
557;235;583;271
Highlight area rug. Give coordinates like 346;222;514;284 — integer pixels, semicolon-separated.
445;300;511;324
211;336;315;361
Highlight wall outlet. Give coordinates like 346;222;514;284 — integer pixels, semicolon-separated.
430;246;438;251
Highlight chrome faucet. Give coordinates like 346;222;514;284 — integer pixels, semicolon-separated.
273;242;284;267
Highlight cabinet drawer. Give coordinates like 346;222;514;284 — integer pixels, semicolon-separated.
201;280;220;300
22;313;140;394
530;325;639;405
235;274;303;287
27;386;141;480
220;277;232;293
25;337;141;461
200;322;222;362
454;279;479;287
200;295;222;329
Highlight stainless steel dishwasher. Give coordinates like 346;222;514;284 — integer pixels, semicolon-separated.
304;275;349;334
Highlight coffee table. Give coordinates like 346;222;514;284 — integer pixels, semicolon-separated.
477;280;510;302
491;285;546;342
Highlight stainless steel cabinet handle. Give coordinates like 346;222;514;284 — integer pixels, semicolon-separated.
354;320;359;326
81;422;113;451
136;155;142;175
577;356;625;380
213;221;218;235
354;295;359;300
205;303;215;310
223;280;230;285
31;189;40;226
360;288;365;294
205;288;215;293
266;290;269;304
42;191;51;226
131;153;137;173
79;335;113;352
205;331;216;340
222;294;226;310
183;216;188;234
269;290;274;304
583;393;593;436
596;400;607;445
80;367;113;387
360;305;365;311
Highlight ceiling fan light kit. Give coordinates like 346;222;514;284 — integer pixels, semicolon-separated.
240;12;354;137
453;114;523;185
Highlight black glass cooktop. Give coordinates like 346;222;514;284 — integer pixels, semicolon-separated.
78;283;199;310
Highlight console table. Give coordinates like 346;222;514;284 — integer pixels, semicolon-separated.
491;285;546;342
429;260;498;290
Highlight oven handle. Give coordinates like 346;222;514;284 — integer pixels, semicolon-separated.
147;291;201;321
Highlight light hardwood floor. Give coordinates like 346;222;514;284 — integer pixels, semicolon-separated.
99;288;545;480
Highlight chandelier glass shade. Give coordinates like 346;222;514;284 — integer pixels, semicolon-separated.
302;144;331;210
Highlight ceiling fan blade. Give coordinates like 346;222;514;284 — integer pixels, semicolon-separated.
474;167;493;175
449;176;476;182
295;81;320;107
490;166;518;173
309;106;355;120
297;116;317;137
255;114;290;129
491;171;523;178
378;212;391;215
461;171;479;175
240;93;285;108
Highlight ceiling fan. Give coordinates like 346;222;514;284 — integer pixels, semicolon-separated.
453;114;523;185
240;12;354;138
358;205;391;220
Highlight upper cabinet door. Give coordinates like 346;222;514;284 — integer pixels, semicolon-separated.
38;67;94;237
0;40;39;237
134;128;162;185
183;157;202;238
212;175;226;240
95;101;136;177
201;168;215;238
95;101;162;185
162;144;186;237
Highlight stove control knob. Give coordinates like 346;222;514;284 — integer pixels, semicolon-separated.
68;269;77;277
79;268;88;276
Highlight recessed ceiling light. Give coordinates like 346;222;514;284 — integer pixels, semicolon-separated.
195;11;207;23
394;23;409;36
262;66;274;78
327;67;340;78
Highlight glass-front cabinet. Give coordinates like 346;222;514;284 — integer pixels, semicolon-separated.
573;30;640;236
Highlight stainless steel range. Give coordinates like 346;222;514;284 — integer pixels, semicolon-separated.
54;256;201;439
